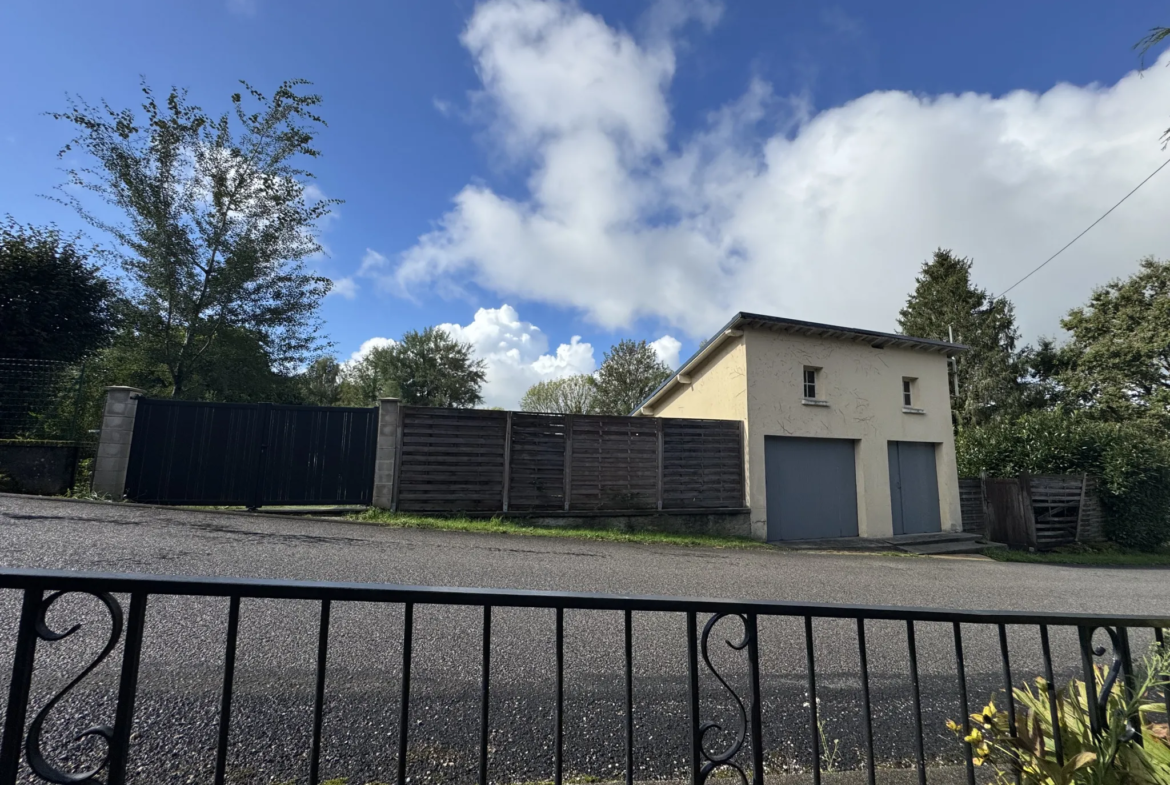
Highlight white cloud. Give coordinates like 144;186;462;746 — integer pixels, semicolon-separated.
358;248;389;276
383;0;1170;343
328;277;357;299
347;337;396;365
438;304;596;408
649;335;683;368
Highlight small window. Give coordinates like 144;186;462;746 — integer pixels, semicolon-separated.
803;368;817;399
902;379;913;407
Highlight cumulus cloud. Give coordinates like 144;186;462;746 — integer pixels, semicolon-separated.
438;304;597;408
328;277;357;299
382;0;1170;342
347;337;396;365
649;335;683;369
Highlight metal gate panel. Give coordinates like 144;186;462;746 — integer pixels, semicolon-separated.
125;399;376;507
887;441;941;536
125;399;260;505
261;405;379;506
764;436;858;541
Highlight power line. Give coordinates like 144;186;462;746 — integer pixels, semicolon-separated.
995;156;1170;298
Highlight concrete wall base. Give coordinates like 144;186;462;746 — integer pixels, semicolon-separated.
520;511;752;539
0;444;77;495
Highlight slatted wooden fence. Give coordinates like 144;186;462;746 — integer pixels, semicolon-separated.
958;478;985;536
959;474;1106;549
392;407;745;514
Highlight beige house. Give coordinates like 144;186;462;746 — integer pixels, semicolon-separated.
634;313;965;542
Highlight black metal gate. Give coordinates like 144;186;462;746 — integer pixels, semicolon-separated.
124;399;378;507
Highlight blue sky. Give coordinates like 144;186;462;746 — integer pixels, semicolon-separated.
2;1;1169;406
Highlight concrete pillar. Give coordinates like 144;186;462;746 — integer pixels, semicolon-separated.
372;398;401;510
91;386;146;498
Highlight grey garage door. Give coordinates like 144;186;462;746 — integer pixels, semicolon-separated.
765;436;858;541
888;441;941;535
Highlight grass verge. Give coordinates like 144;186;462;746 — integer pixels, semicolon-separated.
983;543;1170;566
346;509;765;549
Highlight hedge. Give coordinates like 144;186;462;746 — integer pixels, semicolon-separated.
955;410;1170;550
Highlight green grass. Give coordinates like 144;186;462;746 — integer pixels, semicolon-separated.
983;543;1170;566
346;508;765;549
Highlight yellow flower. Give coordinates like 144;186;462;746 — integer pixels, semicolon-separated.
964;728;984;745
946;720;962;732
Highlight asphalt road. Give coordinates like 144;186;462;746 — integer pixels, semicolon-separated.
0;495;1166;785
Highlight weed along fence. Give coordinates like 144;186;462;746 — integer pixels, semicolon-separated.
391;406;746;516
959;474;1105;550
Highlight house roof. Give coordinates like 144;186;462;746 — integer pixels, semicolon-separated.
631;311;967;416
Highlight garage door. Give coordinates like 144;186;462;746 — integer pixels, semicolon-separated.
764;436;858;541
888;441;941;535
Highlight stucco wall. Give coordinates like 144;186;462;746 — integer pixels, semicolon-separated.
651;336;748;422
743;328;960;540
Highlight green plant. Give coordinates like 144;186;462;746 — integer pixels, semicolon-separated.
956;410;1170;550
948;645;1170;784
817;719;841;773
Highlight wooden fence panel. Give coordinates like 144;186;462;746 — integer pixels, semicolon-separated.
958;478;986;534
1077;476;1106;542
662;419;744;509
394;407;746;515
395;407;507;512
962;474;1105;549
1029;475;1084;549
569;417;659;510
508;412;568;511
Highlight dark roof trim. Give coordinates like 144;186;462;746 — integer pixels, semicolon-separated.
631;312;967;415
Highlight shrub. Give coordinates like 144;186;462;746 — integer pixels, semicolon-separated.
948;644;1170;784
956;410;1170;550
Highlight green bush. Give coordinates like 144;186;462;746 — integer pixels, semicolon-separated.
947;644;1170;784
956;410;1170;550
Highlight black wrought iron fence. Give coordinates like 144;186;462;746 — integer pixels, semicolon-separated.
0;569;1167;785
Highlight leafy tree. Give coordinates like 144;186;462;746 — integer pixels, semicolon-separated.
593;339;673;415
0;218;116;362
300;356;344;406
1049;257;1170;427
520;374;597;414
337;345;400;406
1135;24;1170;144
91;325;304;404
388;327;484;407
897;249;1023;425
344;328;484;407
50;79;337;397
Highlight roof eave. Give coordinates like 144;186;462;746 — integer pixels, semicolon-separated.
631;312;967;416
